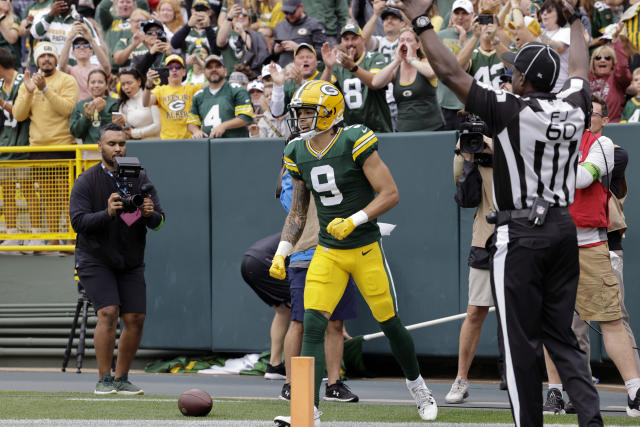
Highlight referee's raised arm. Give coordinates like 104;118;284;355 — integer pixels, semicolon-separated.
393;0;474;105
561;0;589;81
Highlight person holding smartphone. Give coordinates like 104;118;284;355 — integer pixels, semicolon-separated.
455;13;507;90
142;54;206;140
170;0;219;56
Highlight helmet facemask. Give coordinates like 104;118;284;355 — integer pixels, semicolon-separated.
288;104;333;140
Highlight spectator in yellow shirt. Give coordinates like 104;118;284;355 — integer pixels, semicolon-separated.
143;54;205;140
12;41;79;242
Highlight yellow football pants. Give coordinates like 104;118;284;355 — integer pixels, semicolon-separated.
304;240;396;322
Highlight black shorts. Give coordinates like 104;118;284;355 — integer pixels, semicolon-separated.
76;262;147;313
241;255;291;307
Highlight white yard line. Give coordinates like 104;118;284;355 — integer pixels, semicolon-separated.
0;420;629;427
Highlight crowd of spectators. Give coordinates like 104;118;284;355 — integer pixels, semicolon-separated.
0;0;637;150
1;0;640;248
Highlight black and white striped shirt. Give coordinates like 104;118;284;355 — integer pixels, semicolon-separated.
466;78;591;211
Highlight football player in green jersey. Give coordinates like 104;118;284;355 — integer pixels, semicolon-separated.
269;80;437;425
320;23;393;133
187;54;254;139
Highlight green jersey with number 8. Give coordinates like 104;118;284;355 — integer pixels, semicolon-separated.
283;124;381;249
331;51;392;133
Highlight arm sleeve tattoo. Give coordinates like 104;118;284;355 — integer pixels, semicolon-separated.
281;178;310;245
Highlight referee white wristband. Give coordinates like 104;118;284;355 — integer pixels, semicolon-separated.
349;210;369;227
275;241;293;258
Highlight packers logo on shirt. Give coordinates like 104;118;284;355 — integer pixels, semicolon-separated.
402;90;412;97
320;84;339;96
168;99;186;112
297;28;308;36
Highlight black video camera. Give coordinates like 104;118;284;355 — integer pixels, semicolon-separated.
459;114;489;154
114;157;153;213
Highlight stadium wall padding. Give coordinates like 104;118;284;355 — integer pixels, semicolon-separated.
123;127;640;359
9;124;639;360
127;140;213;350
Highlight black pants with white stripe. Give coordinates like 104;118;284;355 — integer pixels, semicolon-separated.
490;209;603;427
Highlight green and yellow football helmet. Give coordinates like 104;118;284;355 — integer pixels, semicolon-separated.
289;80;345;140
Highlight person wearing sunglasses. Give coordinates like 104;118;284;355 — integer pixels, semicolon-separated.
30;0;104;72
59;23;112;101
589;41;631;122
129;19;173;80
143;54;206;139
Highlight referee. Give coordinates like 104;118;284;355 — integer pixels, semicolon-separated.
396;0;602;425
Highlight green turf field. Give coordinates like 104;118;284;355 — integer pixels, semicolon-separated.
1;391;639;425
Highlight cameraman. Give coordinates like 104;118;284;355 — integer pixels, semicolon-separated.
448;117;496;404
69;123;165;395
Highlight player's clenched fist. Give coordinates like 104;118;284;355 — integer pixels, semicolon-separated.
269;254;287;280
327;217;356;240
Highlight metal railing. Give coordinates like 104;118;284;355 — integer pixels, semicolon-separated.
0;145;99;252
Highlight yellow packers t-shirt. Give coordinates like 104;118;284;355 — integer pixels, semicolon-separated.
152;83;203;140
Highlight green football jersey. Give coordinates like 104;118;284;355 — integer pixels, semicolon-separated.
620;97;640;122
70;97;119;144
283;124;381;249
183;29;212;54
469;48;504;90
392;71;443;132
0;16;22;68
187;81;253;138
0;72;29;160
23;0;53;67
220;31;243;74
331;51;392;133
591;1;614;38
113;37;148;68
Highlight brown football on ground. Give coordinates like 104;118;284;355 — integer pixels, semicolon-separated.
178;388;213;416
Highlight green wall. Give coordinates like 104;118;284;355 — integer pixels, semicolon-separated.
125;125;639;359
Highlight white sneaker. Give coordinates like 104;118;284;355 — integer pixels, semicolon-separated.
408;380;438;421
22;228;45;255
445;377;470;404
274;406;322;426
0;229;23;255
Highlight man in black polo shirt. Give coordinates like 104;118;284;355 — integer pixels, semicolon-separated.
395;0;608;425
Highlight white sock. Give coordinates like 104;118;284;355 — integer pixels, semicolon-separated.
548;384;563;392
406;376;425;390
625;378;640;399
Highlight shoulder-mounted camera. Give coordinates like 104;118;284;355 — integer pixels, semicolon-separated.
459;114;489;154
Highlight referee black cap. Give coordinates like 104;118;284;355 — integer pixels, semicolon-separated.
501;42;560;92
